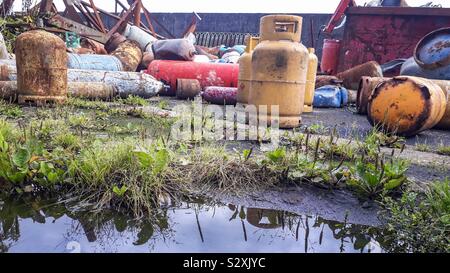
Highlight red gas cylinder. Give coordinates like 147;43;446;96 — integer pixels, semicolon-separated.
321;39;341;75
147;60;239;96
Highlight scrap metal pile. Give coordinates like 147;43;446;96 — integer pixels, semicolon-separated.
0;0;449;138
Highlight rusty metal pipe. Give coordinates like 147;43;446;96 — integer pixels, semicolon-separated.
315;75;342;89
336;61;383;90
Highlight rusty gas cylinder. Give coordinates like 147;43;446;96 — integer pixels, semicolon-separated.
237;36;259;104
337;61;383;90
321;39;341;75
15;30;68;105
367;76;447;136
111;40;143;72
249;15;309;129
356;77;390;115
68;82;117;101
176;78;202;100
202;86;237;105
431;80;450;130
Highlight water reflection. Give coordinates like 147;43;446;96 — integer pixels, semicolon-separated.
0;195;388;253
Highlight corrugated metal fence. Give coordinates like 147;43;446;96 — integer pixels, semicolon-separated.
195;32;259;47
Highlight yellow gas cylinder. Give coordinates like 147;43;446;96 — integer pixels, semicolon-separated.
432;80;450;130
304;48;318;113
237;36;260;104
15;30;67;105
249;15;309;129
367;76;447;136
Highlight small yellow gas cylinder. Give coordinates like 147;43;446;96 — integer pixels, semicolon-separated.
237;36;260;104
304;48;318;113
248;15;309;129
15;30;68;105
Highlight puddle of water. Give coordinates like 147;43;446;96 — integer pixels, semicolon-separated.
0;196;388;253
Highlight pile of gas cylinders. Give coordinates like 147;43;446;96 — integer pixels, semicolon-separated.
147;15;320;129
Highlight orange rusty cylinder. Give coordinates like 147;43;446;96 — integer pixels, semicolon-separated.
110;40;143;72
336;61;383;90
367;76;447;137
15;30;68;105
147;60;239;96
321;39;341;75
237;36;260;104
304;48;318;113
176;78;202;100
249;15;309;129
356;77;390;115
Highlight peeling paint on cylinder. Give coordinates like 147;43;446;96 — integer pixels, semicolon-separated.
15;30;68;105
337;61;383;90
67;53;124;71
67;69;163;98
147;60;239;96
111;40;143;72
202;86;237;105
356;77;390;115
367;76;447;136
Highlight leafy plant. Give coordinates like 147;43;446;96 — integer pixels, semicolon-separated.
348;158;409;198
382;179;450;252
113;185;128;197
265;147;286;164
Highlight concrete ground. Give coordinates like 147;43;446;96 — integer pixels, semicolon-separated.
301;108;450;149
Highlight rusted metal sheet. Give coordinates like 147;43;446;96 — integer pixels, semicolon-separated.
15;30;68;105
46;15;109;44
340;7;450;74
